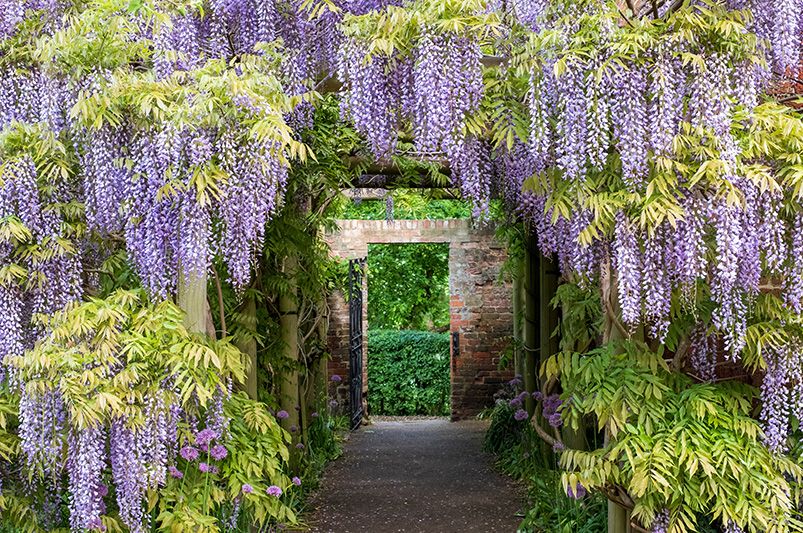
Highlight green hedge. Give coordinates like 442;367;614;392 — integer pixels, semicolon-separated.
367;329;450;416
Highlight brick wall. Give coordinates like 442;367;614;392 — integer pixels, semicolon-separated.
325;219;513;420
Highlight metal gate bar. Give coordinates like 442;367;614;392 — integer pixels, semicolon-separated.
348;257;366;430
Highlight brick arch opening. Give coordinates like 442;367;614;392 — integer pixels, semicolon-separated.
326;219;514;421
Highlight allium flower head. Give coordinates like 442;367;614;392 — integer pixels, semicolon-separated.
180;446;199;462
276;410;289;420
198;462;218;473
330;374;342;383
295;443;305;450
195;428;218;448
242;483;253;494
210;444;228;461
311;412;319;418
514;409;529;421
292;476;301;487
290;425;298;433
168;466;183;479
266;485;283;497
509;397;522;408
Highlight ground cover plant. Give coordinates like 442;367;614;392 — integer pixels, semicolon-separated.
0;0;800;532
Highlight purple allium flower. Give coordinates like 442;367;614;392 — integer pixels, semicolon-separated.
509;397;522;408
266;485;283;497
508;376;523;388
168;466;183;479
292;476;301;487
290;425;298;433
195;428;218;448
210;444;228;461
330;374;342;383
514;409;529;421
276;410;289;420
567;482;586;499
552;441;565;452
242;483;253;494
311;412;319;418
199;462;212;473
180;446;199;462
295;443;305;450
97;484;109;498
531;391;543;401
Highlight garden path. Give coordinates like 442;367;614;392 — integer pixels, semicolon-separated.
306;418;523;532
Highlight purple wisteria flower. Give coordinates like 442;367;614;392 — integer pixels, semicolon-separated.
330;374;342;383
566;482;586;499
514;409;529;421
180;446;199;462
276;410;289;420
210;444;228;461
168;466;183;479
242;483;253;494
292;476;302;487
266;485;283;497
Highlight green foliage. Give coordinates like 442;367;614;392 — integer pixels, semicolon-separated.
2;289;306;531
544;341;803;533
483;399;607;533
367;330;450;416
156;393;296;532
550;283;603;354
367;243;449;331
340;194;471;220
10;289;246;431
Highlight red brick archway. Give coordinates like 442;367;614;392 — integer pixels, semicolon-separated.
325;219;513;420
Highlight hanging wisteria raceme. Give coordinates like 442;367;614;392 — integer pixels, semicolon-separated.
18;389;65;476
668;195;707;304
760;345;792;453
338;38;401;157
689;324;717;382
81;125;130;234
642;227;670;341
110;419;148;532
66;426;107;532
556;63;589;182
613;213;642;328
784;213;803;312
611;64;648;189
216;128;288;288
711;200;747;357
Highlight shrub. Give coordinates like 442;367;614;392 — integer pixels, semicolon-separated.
367;330;450;416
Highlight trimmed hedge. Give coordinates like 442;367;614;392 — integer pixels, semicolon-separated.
367;329;450;416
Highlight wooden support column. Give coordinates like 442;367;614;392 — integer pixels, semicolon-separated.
279;253;301;452
601;254;631;533
178;270;207;334
512;259;524;379
523;232;540;416
236;295;259;400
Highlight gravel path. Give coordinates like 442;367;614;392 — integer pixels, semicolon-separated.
305;418;523;532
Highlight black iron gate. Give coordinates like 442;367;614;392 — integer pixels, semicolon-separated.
348;257;366;430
